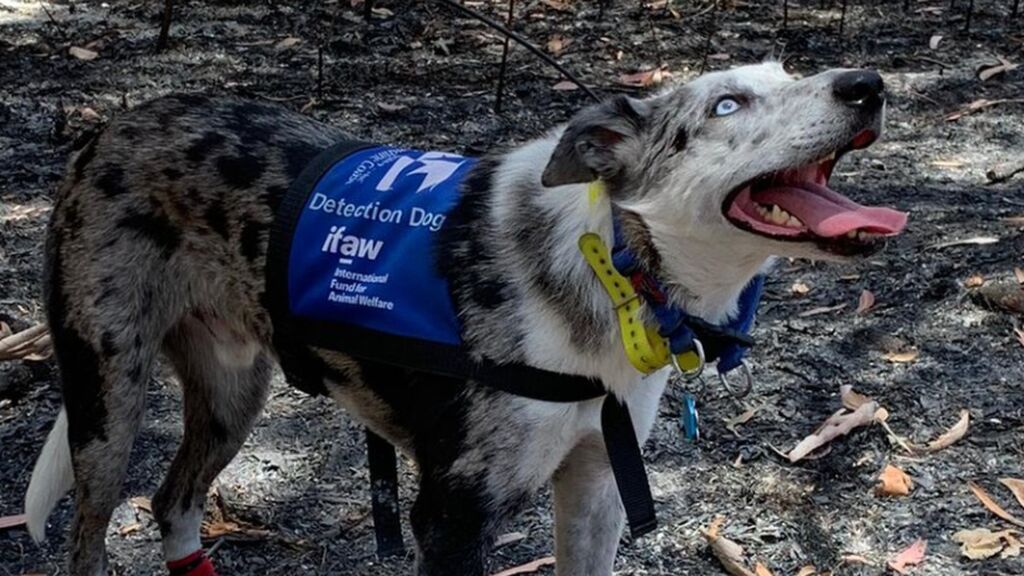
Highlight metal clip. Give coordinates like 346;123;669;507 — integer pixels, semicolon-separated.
717;361;754;398
670;338;705;381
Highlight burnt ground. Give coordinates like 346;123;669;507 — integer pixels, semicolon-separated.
1;0;1023;574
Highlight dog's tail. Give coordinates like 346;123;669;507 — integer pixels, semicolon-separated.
25;407;74;542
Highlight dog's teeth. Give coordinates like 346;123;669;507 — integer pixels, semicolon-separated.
847;230;858;239
786;215;804;228
770;205;792;225
823;151;836;162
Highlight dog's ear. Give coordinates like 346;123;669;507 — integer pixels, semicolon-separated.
541;96;649;187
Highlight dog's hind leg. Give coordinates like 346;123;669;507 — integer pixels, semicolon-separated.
152;316;271;573
37;259;171;575
551;435;624;576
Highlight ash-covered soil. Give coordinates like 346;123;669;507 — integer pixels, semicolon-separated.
1;0;1022;574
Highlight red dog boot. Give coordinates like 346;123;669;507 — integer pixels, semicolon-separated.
167;550;218;576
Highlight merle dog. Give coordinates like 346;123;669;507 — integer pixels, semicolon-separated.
25;62;906;575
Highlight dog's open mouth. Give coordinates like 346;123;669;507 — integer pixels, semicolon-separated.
723;130;907;255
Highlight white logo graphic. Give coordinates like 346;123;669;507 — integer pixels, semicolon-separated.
321;226;384;265
374;152;464;193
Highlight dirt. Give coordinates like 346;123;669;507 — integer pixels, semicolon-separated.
1;0;1023;575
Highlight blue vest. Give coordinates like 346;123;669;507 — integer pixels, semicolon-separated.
268;143;479;373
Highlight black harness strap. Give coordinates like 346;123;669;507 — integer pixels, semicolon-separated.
601;397;657;538
366;429;406;558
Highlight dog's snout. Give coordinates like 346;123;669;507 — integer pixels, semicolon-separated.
832;70;884;109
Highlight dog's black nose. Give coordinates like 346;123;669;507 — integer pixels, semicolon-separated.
833;70;884;109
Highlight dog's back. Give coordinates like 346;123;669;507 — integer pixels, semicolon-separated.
28;95;343;570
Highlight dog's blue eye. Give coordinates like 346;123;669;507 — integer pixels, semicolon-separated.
714;98;741;117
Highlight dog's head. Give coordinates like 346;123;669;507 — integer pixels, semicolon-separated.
542;62;907;262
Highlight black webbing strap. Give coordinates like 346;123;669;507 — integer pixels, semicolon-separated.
366;429;405;558
601;396;658;539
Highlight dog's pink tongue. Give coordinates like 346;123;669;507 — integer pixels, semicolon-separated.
753;182;907;238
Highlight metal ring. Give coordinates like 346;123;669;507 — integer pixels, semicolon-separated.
718;361;754;398
670;338;705;381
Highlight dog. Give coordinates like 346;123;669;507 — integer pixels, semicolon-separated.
24;62;906;576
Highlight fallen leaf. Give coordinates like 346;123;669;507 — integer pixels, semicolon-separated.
952;528;1016;560
787;402;878;463
1003;533;1022;558
791;281;811;295
969;482;1024;528
887;539;927;574
69;46;98;60
998;478;1024;509
494;531;527;548
965;274;986;287
883;350;919;363
1015;325;1024;348
540;0;573;11
78;107;102;122
798;303;847;317
753;563;775;576
377;102;408;113
840;385;873;411
978;58;1019;82
876;464;913;497
874;406;891;423
702;516;758;576
923;409;969;452
119;522;142;536
490;556;556;576
930;236;1000;249
618;68;671;87
552;80;579;91
0;323;51;361
200;520;271;541
0;514;27;530
856;289;876;314
840;554;873;566
795;566;817;576
708;52;731;61
546;35;566;55
129;496;153;514
929;34;943;49
1015;267;1024;284
275;36;302;50
724;407;758;436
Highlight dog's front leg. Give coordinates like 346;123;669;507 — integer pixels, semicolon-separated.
552;435;624;576
552;370;670;576
410;469;496;576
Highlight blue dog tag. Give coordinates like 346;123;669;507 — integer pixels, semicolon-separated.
681;393;699;441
